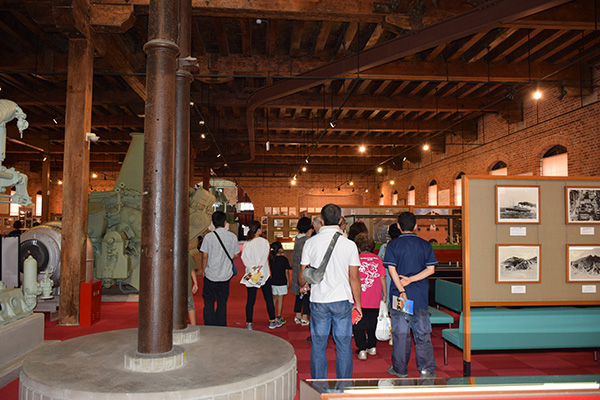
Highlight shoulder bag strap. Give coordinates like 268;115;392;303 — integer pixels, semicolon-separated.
214;231;233;262
318;231;342;270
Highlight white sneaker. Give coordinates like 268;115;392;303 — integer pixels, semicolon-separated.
357;350;367;360
367;347;377;355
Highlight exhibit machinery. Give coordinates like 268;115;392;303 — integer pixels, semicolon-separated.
0;99;32;207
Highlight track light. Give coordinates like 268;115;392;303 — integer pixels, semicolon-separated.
349;181;354;186
58;180;63;185
91;173;97;178
291;179;296;185
266;141;270;151
377;166;383;173
359;145;366;153
305;158;309;164
365;189;369;193
337;186;341;191
507;87;516;100
423;144;430;151
216;153;221;158
390;180;395;185
533;89;542;100
199;120;205;126
329;119;337;129
201;133;206;139
380;193;384;198
402;156;407;161
558;88;567;100
302;166;307;172
52;116;62;124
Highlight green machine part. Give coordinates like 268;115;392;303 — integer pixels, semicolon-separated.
88;133;215;292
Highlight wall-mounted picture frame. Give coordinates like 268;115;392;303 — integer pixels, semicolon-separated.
260;216;268;225
496;185;540;224
272;207;280;216
567;245;600;282
264;207;272;216
496;244;541;283
565;187;600;224
273;218;284;227
289;218;298;229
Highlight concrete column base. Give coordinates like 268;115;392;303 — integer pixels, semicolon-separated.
124;345;186;372
173;325;201;344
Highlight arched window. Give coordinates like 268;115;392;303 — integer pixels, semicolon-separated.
490;161;508;176
392;190;399;205
428;180;438;206
454;172;465;206
407;186;415;206
541;145;568;176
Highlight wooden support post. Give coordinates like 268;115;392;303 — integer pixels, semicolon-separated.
138;0;179;354
41;153;50;223
202;167;210;191
172;0;193;330
59;38;94;325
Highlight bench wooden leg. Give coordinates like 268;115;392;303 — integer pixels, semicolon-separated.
444;340;448;365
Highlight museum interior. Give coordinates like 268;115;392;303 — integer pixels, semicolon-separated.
0;0;600;399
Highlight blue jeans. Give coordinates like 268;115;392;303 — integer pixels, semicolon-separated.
309;300;353;379
390;308;436;375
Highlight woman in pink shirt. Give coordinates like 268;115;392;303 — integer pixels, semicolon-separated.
353;233;387;360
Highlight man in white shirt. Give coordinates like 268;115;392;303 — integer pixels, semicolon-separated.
199;211;240;326
299;203;362;379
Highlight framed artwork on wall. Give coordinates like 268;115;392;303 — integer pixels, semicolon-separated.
273;218;284;227
496;186;540;224
567;245;600;282
565;187;600;224
496;244;541;283
289;218;298;229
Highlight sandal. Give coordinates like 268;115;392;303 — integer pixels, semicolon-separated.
294;317;302;325
300;319;310;326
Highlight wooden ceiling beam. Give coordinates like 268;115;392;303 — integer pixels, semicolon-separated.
240;18;252;57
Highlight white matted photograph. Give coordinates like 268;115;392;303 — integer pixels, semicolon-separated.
496;244;541;283
567;245;600;282
565;187;600;224
496;185;540;224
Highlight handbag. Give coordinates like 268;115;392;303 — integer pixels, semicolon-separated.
375;300;392;341
302;231;341;285
214;230;238;276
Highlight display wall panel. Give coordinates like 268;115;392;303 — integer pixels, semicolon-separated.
465;176;600;304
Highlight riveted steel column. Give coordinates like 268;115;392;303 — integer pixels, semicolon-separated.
138;0;180;354
173;0;194;330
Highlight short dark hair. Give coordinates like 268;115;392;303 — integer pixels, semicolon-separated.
211;211;227;228
355;232;375;253
388;223;401;239
321;203;341;226
398;212;416;232
297;217;312;233
348;221;368;242
13;220;22;229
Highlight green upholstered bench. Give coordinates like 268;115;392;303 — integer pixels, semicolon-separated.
441;306;600;364
428;279;462;327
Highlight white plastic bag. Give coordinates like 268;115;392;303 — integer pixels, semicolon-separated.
375;300;392;341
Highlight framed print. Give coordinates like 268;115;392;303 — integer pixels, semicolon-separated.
567;245;600;282
496;244;541;283
565;187;600;224
289;207;297;216
289;218;298;229
280;207;288;216
260;216;268;225
272;207;280;216
496;185;540;224
264;207;272;216
273;218;284;227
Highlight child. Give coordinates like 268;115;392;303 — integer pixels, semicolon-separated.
270;241;291;326
353;232;387;360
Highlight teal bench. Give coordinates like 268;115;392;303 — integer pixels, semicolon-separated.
442;306;600;365
428;279;462;326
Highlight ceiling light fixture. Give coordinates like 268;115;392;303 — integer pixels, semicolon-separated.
365;189;369;193
266;141;270;151
91;173;98;178
359;145;366;153
52;116;62;124
379;193;384;198
199;120;205;126
377;166;383;173
201;133;206;139
58;180;63;185
423;144;430;151
402;156;407;161
349;181;354;186
533;88;542;100
337;186;341;191
390;180;395;185
291;179;296;185
216;153;221;158
305;158;309;164
329;119;337;129
302;166;307;172
558;87;567;100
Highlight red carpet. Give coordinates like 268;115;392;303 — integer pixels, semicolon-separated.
2;273;599;399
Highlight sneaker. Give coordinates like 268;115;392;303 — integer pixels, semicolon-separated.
268;319;277;329
420;370;437;378
306;336;312;343
367;347;377;355
246;323;253;330
388;338;393;346
357;350;367;360
277;317;287;326
300;319;310;326
387;366;408;378
294;317;302;325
